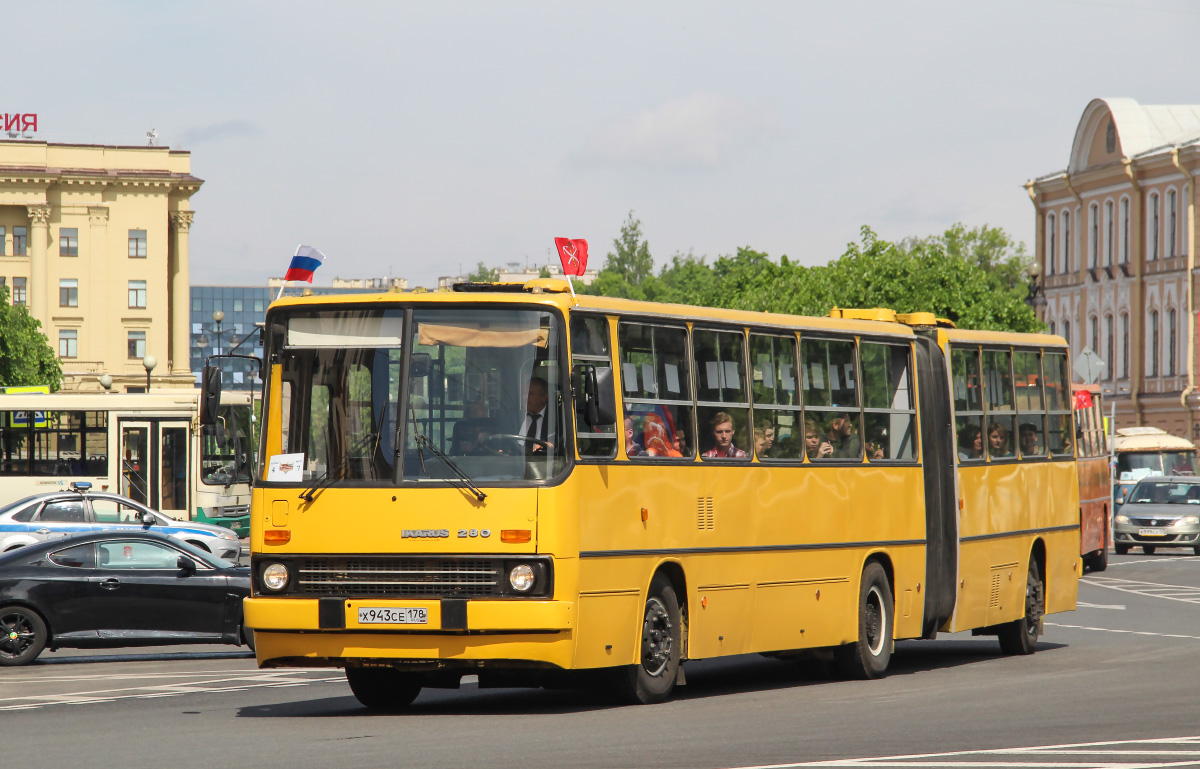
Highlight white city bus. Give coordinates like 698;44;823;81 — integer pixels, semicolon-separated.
0;389;253;535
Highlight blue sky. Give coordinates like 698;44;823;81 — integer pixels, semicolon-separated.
8;0;1198;286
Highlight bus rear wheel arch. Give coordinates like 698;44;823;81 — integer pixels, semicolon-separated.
834;559;894;680
998;546;1045;655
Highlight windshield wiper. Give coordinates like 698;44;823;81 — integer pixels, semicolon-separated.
412;432;487;502
299;426;382;502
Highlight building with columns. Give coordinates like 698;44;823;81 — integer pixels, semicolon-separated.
1027;98;1200;441
0;140;200;391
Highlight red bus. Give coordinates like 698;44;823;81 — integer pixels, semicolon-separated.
1073;383;1109;571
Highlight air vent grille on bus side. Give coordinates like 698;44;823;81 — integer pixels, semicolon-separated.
697;497;715;530
989;573;1002;609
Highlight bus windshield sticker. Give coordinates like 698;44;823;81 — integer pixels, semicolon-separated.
706;362;720;389
268;453;305;482
760;360;775;389
641;364;656;394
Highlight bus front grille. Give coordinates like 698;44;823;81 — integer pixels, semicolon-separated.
295;557;501;598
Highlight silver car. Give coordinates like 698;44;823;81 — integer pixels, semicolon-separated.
1113;476;1200;555
0;483;243;562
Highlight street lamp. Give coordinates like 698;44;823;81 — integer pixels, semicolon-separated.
1025;261;1046;311
142;355;157;392
212;310;225;355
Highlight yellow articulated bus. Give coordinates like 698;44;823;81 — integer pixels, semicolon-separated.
210;279;1079;708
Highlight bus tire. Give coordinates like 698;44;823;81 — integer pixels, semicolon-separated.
833;562;893;680
1115;543;1129;555
998;558;1043;655
614;574;682;705
1142;545;1156;555
345;668;422;710
1086;546;1107;573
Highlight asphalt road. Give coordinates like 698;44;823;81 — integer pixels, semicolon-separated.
6;549;1200;769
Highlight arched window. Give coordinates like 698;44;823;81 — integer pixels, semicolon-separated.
1169;307;1178;376
1149;192;1160;260
1047;213;1057;275
1105;200;1114;267
1090;204;1100;268
1063;210;1073;273
1150;310;1160;378
1121;197;1130;264
1090;315;1099;355
1105;314;1114;380
1120;312;1129;378
1168;189;1178;258
1063;320;1072;353
1049;320;1057;337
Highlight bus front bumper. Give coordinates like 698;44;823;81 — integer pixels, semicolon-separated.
244;597;576;669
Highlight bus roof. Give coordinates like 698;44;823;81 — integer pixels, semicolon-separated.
1113;426;1196;452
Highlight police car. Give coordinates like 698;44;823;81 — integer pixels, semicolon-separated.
0;483;242;562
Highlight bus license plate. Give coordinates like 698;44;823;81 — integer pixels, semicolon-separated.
358;607;428;625
1138;528;1165;536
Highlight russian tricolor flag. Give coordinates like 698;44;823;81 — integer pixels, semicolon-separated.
284;245;326;283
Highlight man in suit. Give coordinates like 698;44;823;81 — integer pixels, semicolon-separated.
519;376;552;452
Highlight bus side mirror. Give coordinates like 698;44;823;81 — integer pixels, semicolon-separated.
200;366;222;426
410;352;432;378
584;366;616;428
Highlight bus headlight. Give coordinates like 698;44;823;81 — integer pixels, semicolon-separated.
261;562;290;592
508;564;535;592
1115;514;1130;525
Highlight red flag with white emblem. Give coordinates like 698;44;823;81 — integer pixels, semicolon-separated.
554;238;588;276
1073;389;1093;410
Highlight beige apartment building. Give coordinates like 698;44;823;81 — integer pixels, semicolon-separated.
1027;98;1200;441
0;140;200;391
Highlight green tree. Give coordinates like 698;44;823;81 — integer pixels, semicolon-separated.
0;287;62;390
604;211;654;287
538;265;552;279
467;261;498;282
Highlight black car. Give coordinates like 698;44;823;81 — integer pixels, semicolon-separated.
0;530;252;666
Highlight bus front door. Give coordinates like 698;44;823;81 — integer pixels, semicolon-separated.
119;421;191;518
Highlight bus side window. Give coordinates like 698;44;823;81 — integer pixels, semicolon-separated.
749;332;801;460
801;337;861;461
1014;350;1046;459
982;349;1015;460
617;322;693;460
1044;352;1073;457
860;342;916;461
694;329;750;461
571;315;616;459
951;346;984;463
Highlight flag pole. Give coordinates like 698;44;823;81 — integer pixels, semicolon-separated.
566;274;576;299
276;280;287;302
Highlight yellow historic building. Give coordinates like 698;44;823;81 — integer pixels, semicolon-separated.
0;140;200;391
1027;98;1200;440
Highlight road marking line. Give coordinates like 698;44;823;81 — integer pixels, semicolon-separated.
1076;602;1127;609
1046;622;1200;640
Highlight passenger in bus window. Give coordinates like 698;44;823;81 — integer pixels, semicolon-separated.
643;413;681;457
958;424;983;461
702;411;747;458
624;417;644;457
827;412;861;459
672;427;688;457
988;420;1012;458
1019;422;1042;457
804;418;833;459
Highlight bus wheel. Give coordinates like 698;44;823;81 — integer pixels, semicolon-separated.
998;559;1043;655
345;668;422;710
1142;545;1156;555
1088;546;1108;572
834;562;893;679
614;574;682;704
1115;543;1129;555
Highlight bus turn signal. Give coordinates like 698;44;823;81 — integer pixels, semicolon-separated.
264;530;291;544
501;530;531;543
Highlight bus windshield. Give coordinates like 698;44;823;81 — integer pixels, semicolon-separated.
1117;450;1199;481
270;306;567;485
405;308;567;483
